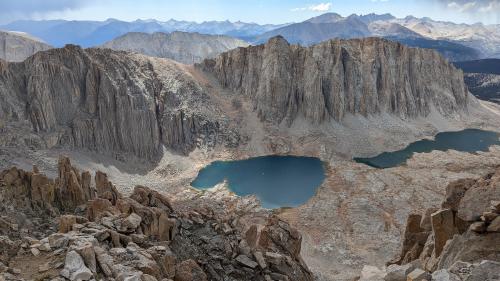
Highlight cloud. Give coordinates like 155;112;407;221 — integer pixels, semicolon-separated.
291;2;332;12
437;0;500;13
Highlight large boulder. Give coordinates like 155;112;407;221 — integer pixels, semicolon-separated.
60;251;93;281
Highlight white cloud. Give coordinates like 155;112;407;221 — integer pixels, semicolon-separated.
439;0;500;13
291;2;332;12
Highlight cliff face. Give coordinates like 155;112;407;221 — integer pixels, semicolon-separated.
101;31;249;64
0;46;233;159
201;36;470;125
0;31;52;62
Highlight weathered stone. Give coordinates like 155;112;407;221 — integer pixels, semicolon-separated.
48;233;69;249
481;211;498;222
253;251;267;269
431;269;460;281
407;268;430;281
487;217;500;232
59;215;78;233
116;213;142;233
359;265;386;281
384;263;415;281
441;179;475;211
174;259;207;281
469;222;486;233
458;176;500;222
466;260;500;281
420;208;439;232
245;225;258;248
235;255;258;269
60;251;93;281
431;209;458;257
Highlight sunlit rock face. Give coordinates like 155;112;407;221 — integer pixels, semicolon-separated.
201;36;470;125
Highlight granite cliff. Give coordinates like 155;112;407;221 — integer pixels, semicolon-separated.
101;31;249;64
0;45;238;159
200;36;470;125
0;31;52;62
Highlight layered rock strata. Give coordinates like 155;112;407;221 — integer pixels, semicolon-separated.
0;156;313;281
200;36;470;125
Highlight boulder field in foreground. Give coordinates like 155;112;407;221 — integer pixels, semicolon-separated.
0;156;313;281
359;167;500;281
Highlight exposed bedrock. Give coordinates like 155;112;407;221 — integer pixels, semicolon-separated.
0;46;233;159
200;36;470;125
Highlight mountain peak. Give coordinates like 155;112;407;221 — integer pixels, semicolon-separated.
305;12;344;24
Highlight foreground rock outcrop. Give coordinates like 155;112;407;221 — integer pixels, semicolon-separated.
200;36;470;125
0;31;52;62
101;31;249;64
361;167;500;280
0;156;313;281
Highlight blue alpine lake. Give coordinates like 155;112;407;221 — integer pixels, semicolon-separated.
191;155;326;209
354;129;500;168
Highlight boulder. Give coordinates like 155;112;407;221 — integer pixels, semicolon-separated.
174;259;207;281
60;250;93;281
384;263;415;281
116;213;142;233
431;209;457;256
431;269;460;281
407;268;430;281
487;216;500;232
359;265;386;281
457;175;500;222
465;260;500;281
235;255;258;269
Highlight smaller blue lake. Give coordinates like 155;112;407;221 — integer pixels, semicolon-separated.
191;156;326;209
354;129;500;169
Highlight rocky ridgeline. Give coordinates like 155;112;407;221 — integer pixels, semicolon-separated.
0;31;52;62
0;46;239;159
360;169;500;281
0;157;313;281
101;31;249;64
200;36;470;125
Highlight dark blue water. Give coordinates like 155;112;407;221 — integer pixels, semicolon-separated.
191;156;326;209
354;129;500;168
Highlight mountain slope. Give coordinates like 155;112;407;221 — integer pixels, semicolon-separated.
101;31;249;64
254;15;371;45
454;59;500;75
201;36;470;125
0;30;52;62
454;59;500;104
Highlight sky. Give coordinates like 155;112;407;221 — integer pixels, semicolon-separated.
0;0;499;25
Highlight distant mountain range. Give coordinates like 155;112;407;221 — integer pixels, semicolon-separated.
254;13;484;61
101;31;249;64
1;13;499;62
0;19;286;48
